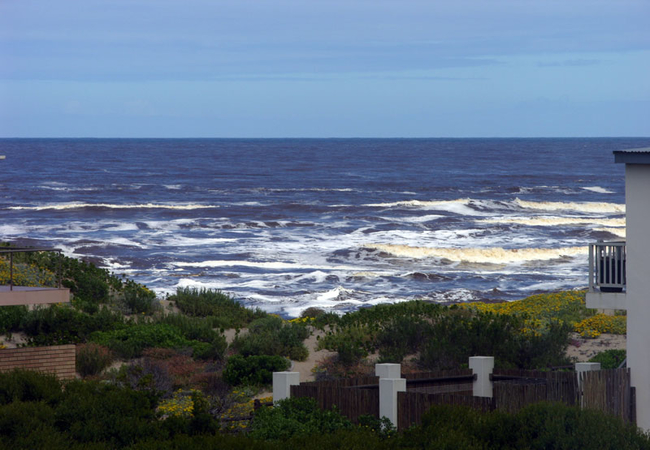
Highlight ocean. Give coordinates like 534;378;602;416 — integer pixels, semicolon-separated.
0;138;646;317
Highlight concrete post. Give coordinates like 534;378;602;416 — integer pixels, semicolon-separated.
375;363;401;379
576;362;601;408
469;356;494;398
272;371;300;403
379;378;406;427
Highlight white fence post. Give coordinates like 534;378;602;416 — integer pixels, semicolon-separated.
376;363;406;428
469;356;494;398
375;363;401;379
575;362;601;408
273;371;300;403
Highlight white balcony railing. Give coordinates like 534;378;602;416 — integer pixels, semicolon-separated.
588;241;626;293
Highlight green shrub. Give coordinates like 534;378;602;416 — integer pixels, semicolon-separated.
169;287;266;328
0;305;28;333
0;369;62;406
300;307;325;319
418;312;571;370
0;400;56;439
54;380;162;447
90;323;193;359
589;349;627;369
73;271;109;304
76;343;114;377
119;280;158;315
222;355;290;386
250;397;353;441
22;305;127;346
156;313;221;343
233;317;310;361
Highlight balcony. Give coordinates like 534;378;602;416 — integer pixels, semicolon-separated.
0;248;70;306
586;241;627;310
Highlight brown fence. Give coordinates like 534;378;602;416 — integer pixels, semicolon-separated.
0;344;76;379
291;384;380;421
493;369;579;414
397;391;492;430
288;367;635;429
581;368;634;423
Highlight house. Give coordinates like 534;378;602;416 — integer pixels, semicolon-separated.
586;148;650;430
0;247;75;379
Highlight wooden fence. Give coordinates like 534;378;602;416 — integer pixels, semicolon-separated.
581;368;634;423
492;369;579;414
290;367;635;430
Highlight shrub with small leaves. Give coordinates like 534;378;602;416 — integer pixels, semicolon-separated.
76;343;114;378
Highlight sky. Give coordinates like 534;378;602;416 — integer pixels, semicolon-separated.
0;0;649;138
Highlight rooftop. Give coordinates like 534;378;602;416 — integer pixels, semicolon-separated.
614;147;650;165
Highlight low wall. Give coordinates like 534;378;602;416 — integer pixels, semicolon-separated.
0;344;76;379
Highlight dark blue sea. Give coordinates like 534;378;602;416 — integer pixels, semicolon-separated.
1;138;646;317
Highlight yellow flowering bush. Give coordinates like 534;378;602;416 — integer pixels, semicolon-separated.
0;258;56;287
157;389;199;418
464;291;626;338
219;394;273;432
574;314;626;338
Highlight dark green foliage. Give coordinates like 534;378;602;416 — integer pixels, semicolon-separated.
222;355;290;386
300;307;325;319
232;316;310;361
156;313;221;343
22;304;127;346
376;316;429;363
90;323;195;359
76;343;114;377
0;369;62;405
54;380;163;447
590;349;627;369
0;401;57;441
119;280;158;315
73;271;109;303
249;397;353;441
398;402;650;449
419;312;571;370
169;287;267;328
90;321;226;360
0;305;28;333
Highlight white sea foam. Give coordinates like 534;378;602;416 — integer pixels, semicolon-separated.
8;202;220;211
477;217;626;227
364;243;587;263
582;186;614;194
0;225;24;235
514;198;625;214
173;260;353;271
164;184;182;190
364;198;470;208
387;214;444;223
163;236;237;247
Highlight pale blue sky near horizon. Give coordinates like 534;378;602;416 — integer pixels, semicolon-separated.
1;0;649;138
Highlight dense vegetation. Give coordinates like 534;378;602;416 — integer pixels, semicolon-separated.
0;246;637;448
0;370;647;450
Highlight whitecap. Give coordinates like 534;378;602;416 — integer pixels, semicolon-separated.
363;243;587;264
8;202;220;211
514;198;625;214
477;217;626;227
582;186;615;194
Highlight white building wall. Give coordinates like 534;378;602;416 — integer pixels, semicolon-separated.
625;164;650;430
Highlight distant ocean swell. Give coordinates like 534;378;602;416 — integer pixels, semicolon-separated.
1;137;643;317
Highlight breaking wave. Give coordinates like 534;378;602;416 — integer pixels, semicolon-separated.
8;202;220;211
514;198;625;214
477;217;626;227
364;243;587;264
